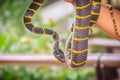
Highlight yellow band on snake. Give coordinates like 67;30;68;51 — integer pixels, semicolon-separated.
93;1;101;5
28;8;36;13
73;37;88;41
72;49;88;54
76;15;91;19
33;1;42;6
75;26;91;30
32;27;37;33
24;16;32;19
76;3;91;10
25;22;32;25
72;60;87;66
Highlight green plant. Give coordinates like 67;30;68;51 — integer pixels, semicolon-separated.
0;66;95;80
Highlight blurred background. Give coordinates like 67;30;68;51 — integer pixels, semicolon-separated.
0;0;120;80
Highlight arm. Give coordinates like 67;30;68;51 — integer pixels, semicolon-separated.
96;4;120;41
65;0;120;41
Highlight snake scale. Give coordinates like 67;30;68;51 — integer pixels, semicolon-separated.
23;0;101;68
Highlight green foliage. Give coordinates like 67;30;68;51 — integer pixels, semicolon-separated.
0;0;56;53
0;66;95;80
0;0;29;52
92;26;111;38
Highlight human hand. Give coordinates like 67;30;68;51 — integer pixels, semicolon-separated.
64;0;74;4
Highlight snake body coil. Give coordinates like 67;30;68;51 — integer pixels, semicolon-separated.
66;0;91;68
23;0;101;68
23;0;65;63
65;0;101;68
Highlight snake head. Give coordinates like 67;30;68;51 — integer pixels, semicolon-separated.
53;49;65;63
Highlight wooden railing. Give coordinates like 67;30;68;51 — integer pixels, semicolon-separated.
0;38;120;67
0;54;120;67
0;38;120;80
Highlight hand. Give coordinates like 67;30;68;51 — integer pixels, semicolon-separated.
64;0;74;4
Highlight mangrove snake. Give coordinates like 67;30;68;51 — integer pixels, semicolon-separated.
65;0;101;68
66;0;101;67
23;0;102;68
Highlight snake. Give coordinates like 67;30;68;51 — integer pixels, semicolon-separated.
23;0;101;68
65;0;101;68
23;0;65;63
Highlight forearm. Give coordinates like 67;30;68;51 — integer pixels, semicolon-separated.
96;4;120;41
65;0;120;41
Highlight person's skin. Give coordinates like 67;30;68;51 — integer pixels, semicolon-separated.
65;0;120;41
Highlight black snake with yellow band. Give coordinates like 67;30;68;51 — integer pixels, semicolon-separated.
23;0;65;63
64;0;92;68
65;0;101;68
23;0;101;68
